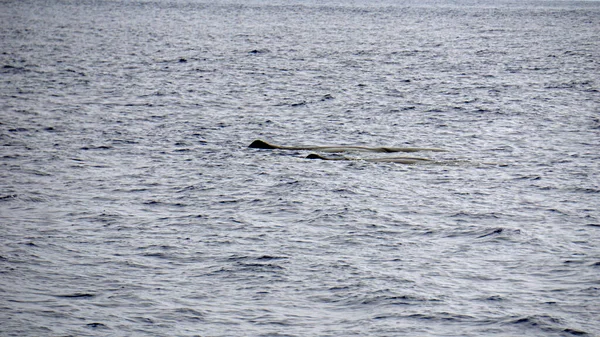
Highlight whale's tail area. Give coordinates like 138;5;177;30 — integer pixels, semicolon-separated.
249;139;278;149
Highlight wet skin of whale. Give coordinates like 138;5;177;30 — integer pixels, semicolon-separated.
248;139;447;153
305;153;433;164
305;154;507;166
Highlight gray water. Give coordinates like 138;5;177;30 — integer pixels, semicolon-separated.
1;0;600;336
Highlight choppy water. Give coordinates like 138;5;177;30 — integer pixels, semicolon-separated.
1;0;600;336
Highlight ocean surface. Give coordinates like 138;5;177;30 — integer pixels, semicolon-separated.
1;0;599;336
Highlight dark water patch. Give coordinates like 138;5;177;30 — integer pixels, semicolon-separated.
450;211;502;220
128;316;155;324
546;208;570;215
440;226;522;242
290;101;307;107
54;293;96;298
16;193;50;202
1;65;29;74
235;262;285;271
216;255;289;275
113;187;150;193
218;199;241;204
111;138;139;145
572;187;600;194
173;307;205;317
226;254;289;263
248;49;270;54
563;328;589;336
141;252;170;259
137;244;177;251
477;227;504;238
484;295;504;301
141;200;189;208
503;315;588;336
175;185;199;193
514;174;542;180
363;294;436;307
80;145;113;151
318;287;438;307
320;93;335;101
8;127;29;133
563;259;586;265
256;255;289;261
86;322;109;329
207;264;286;278
405;312;477;322
0;194;18;201
161;307;205;322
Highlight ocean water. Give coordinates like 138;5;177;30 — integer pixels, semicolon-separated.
1;0;599;336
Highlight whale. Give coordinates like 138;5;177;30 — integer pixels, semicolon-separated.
248;139;447;153
305;153;433;164
305;154;509;167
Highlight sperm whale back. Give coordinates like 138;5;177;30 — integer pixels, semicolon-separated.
248;139;447;153
305;153;433;164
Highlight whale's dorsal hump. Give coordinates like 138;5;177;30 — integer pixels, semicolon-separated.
249;139;277;149
306;153;327;160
